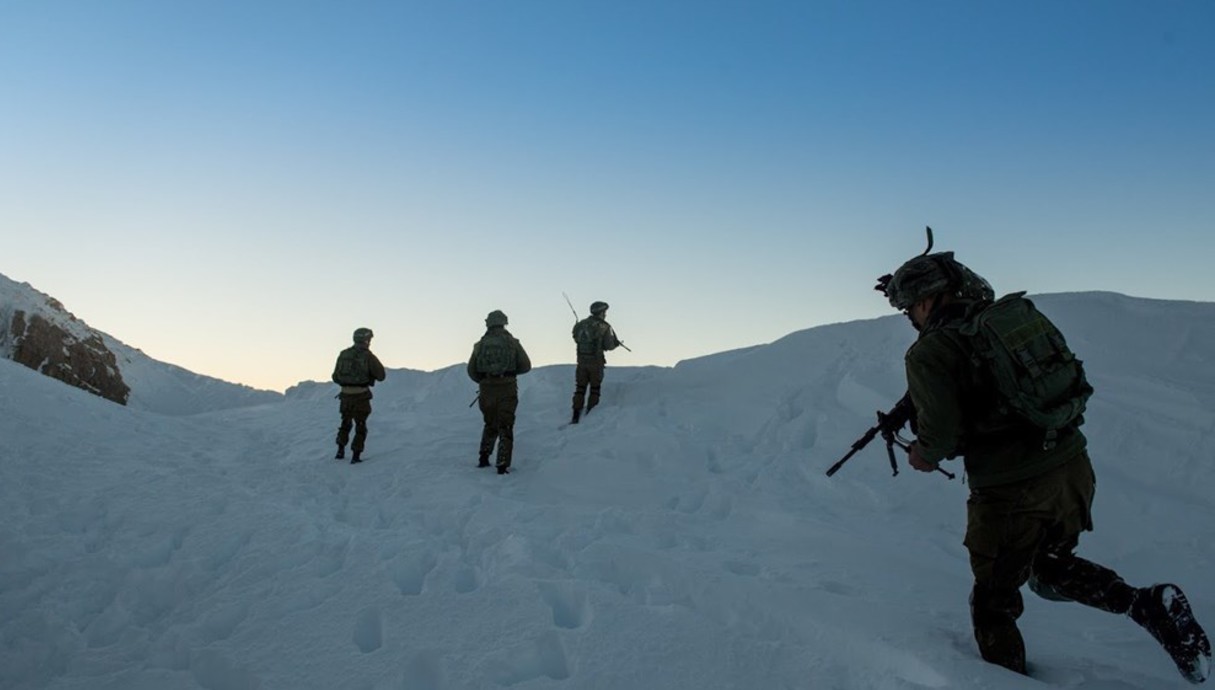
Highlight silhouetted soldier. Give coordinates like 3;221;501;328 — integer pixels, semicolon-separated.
332;327;386;464
570;301;621;424
467;310;532;474
879;246;1210;682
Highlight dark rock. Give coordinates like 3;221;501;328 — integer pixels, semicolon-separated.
6;309;130;405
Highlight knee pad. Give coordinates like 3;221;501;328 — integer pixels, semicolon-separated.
1028;573;1072;602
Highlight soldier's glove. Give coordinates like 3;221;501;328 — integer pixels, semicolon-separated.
907;443;937;473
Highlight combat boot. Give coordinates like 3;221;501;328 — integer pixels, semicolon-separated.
477;453;490;468
335;446;345;460
1129;583;1212;684
350;450;362;465
571;408;581;424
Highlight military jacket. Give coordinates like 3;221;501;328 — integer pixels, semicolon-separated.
333;345;387;397
467;327;532;385
905;302;1086;488
572;316;619;363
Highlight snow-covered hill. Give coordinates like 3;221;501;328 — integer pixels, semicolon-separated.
1;291;1212;689
1;271;282;414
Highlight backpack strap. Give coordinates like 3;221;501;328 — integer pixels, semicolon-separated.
1016;347;1043;379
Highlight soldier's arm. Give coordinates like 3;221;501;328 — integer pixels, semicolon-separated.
905;336;967;465
368;352;387;382
602;323;619;351
514;342;532;375
466;344;482;383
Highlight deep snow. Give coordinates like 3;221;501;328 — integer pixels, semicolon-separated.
2;291;1213;689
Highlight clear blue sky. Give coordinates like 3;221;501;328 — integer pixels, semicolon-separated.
2;1;1213;391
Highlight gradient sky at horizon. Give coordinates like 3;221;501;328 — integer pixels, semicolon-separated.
3;1;1213;392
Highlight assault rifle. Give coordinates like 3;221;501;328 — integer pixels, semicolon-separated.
562;291;580;322
826;393;955;479
565;291;633;352
613;332;632;352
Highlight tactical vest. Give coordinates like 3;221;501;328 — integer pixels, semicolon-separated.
333;347;372;386
574;318;606;356
475;332;518;377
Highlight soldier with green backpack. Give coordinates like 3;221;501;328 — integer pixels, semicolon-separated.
570;301;622;424
467;310;532;475
878;240;1210;683
331;327;387;464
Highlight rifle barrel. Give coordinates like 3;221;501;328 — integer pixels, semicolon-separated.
825;425;881;476
562;292;579;321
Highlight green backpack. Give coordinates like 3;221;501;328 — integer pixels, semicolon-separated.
956;293;1093;447
333;347;371;386
475;332;518;377
573;318;604;356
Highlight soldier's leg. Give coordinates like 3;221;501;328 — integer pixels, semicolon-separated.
968;454;1112;673
495;392;519;470
1030;533;1136;613
970;582;1027;675
336;399;354;458
1031;453;1211;683
351;400;372;454
586;363;605;411
965;482;1050;674
478;392;498;459
1026;453;1137;612
572;363;590;411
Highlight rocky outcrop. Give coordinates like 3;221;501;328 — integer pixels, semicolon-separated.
2;272;284;414
4;309;131;405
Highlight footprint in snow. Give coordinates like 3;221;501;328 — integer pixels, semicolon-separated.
489;631;571;686
352;606;383;653
389;550;438;596
536;581;592;630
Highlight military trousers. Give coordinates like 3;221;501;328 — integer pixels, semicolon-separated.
478;382;519;469
963;450;1136;674
336;393;373;453
572;359;605;412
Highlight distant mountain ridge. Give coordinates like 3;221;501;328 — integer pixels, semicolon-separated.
5;269;1212;428
0;271;282;415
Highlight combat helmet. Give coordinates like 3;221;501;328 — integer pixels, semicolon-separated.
352;327;374;344
876;228;993;310
589;301;609;315
485;310;509;327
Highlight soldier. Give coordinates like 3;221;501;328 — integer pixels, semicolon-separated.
570;300;622;424
331;327;387;464
467;310;532;475
879;249;1210;683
